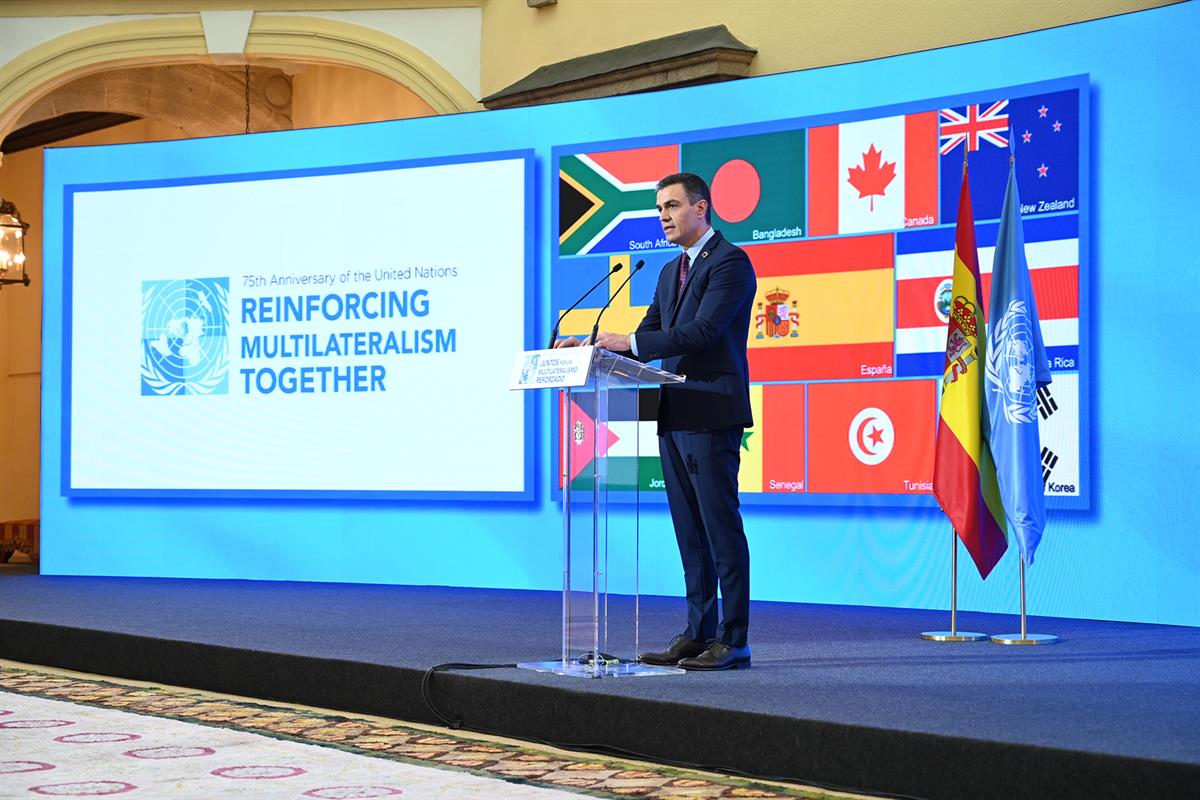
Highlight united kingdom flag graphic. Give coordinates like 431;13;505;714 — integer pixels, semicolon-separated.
939;100;1010;154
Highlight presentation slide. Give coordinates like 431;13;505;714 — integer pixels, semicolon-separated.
552;76;1086;508
63;153;533;497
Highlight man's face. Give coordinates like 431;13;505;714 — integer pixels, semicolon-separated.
656;183;708;248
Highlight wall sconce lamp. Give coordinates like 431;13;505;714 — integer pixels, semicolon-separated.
0;198;30;287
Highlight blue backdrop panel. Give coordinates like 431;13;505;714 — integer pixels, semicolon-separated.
39;3;1200;626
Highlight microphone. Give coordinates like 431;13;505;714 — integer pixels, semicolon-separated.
591;259;644;346
547;263;622;349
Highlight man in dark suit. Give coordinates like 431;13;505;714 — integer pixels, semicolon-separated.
580;172;757;670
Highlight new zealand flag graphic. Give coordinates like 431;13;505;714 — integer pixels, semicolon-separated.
939;88;1080;223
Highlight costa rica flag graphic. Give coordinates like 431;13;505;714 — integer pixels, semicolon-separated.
894;214;1080;377
807;380;937;494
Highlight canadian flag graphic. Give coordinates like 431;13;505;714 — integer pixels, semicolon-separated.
808;112;939;236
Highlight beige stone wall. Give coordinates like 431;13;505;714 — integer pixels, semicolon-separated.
479;0;1172;97
291;63;435;129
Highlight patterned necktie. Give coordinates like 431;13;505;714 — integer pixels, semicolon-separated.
677;251;691;294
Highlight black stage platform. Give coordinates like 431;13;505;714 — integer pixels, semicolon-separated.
0;572;1197;800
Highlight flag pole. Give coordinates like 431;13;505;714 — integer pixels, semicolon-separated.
992;559;1058;645
922;147;987;643
988;144;1057;647
921;528;988;642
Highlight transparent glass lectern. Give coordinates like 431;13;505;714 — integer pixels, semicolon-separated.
512;347;685;678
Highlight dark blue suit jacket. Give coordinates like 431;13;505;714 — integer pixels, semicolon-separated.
633;230;757;434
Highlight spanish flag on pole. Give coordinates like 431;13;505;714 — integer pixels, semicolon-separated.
933;166;1008;579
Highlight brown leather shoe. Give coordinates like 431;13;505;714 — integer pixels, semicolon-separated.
678;641;751;671
638;634;708;665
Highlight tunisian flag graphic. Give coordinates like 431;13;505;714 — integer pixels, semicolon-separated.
807;380;937;494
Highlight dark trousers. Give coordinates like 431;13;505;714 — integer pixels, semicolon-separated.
658;426;750;647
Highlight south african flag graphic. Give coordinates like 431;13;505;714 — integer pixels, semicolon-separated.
559;145;678;256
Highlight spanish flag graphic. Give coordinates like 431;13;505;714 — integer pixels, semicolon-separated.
744;234;895;382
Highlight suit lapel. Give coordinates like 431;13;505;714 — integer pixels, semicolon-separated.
669;230;723;325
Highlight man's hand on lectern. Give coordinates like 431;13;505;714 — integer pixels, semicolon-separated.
594;332;630;352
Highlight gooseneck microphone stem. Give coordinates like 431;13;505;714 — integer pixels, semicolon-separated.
547;264;622;349
591;260;644;346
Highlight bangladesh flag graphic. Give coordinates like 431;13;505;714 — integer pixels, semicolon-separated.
559;145;678;256
681;129;806;245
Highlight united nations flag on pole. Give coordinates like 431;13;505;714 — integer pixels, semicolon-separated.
986;158;1052;566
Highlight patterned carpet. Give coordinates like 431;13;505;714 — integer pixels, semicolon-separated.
0;663;875;799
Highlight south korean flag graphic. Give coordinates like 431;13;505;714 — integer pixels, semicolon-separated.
1036;372;1079;497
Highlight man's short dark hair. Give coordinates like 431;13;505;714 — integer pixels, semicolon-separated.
657;172;712;224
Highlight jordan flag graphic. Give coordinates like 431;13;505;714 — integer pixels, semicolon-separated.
562;389;663;492
808;112;939;236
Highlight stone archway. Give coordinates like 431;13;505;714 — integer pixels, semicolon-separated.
0;14;477;146
13;63;294;141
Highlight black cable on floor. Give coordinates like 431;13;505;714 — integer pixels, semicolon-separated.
420;662;517;729
419;661;931;800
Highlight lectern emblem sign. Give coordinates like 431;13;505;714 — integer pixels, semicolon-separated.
519;353;540;384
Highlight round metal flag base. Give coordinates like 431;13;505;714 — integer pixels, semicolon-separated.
991;633;1059;645
920;631;989;642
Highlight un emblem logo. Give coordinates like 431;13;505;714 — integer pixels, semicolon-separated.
141;278;230;396
985;300;1038;424
519;354;540;384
